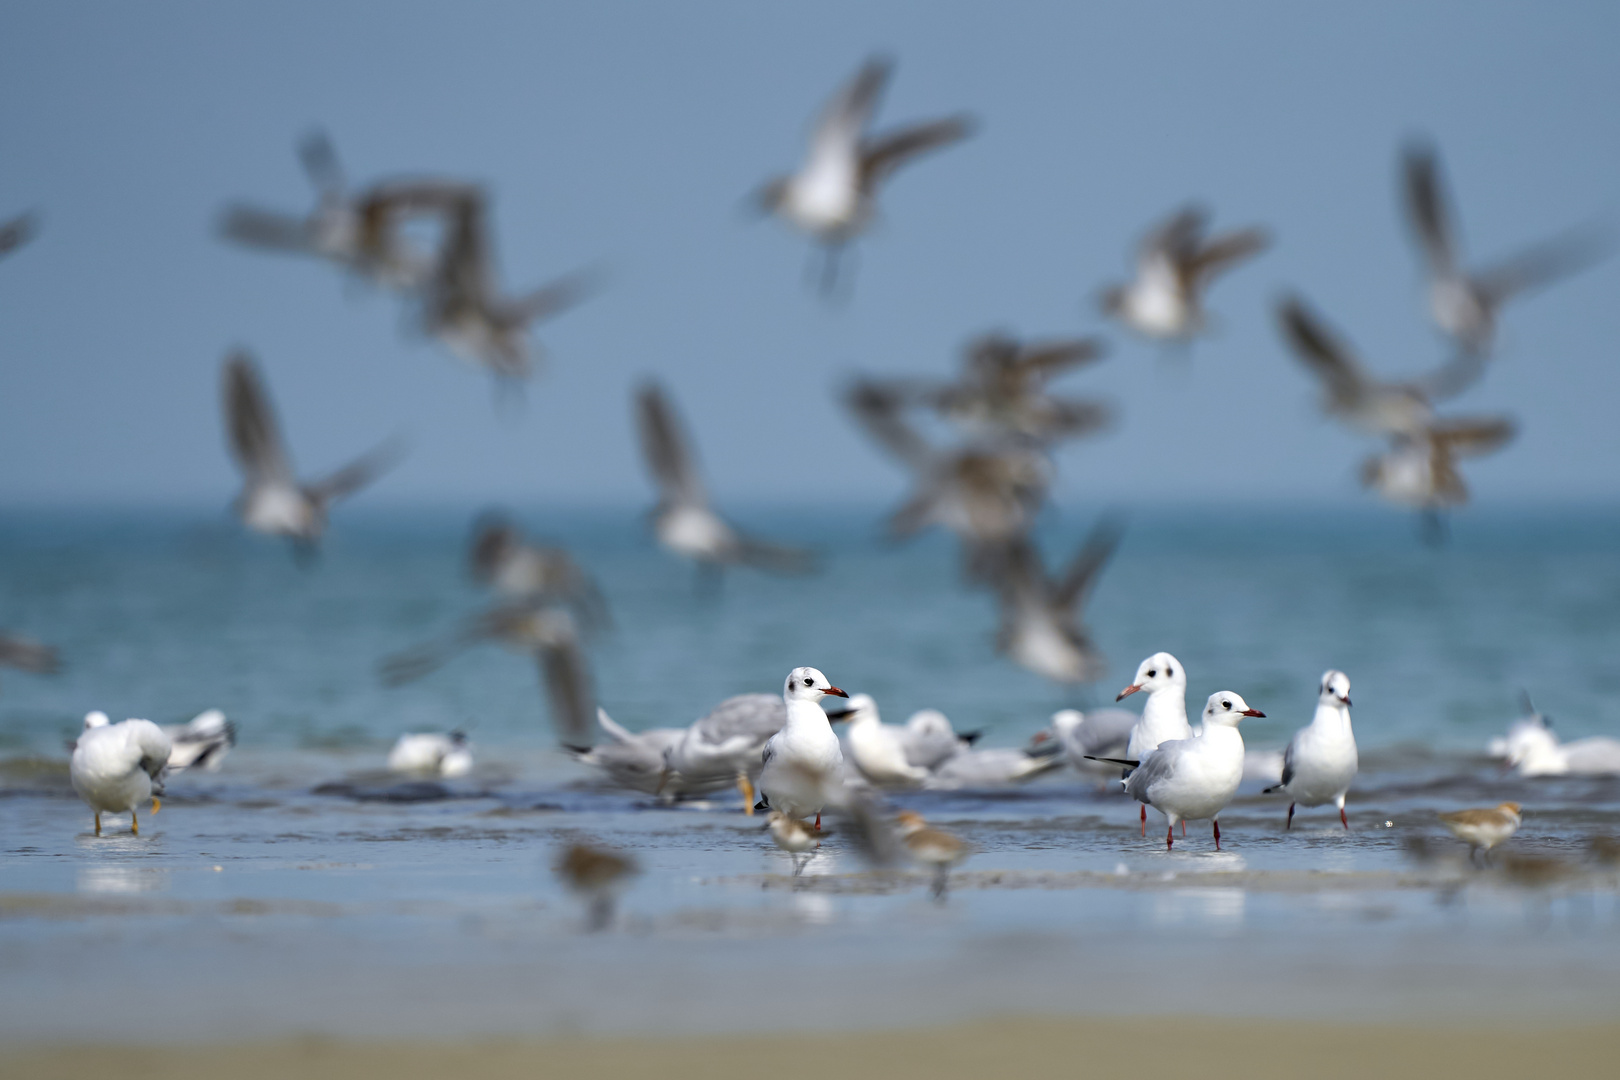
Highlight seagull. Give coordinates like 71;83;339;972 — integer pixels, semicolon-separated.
1264;670;1358;829
1402;138;1611;357
1276;294;1479;438
222;350;403;554
1438;802;1522;864
926;745;1065;789
417;187;595;384
379;600;596;752
660;692;789;810
1036;707;1137;782
903;332;1114;445
387;731;473;778
554;843;638;931
0;631;60;690
69;712;171;837
1101;205;1269;343
757;667;849;826
218;130;475;292
1487;692;1553;761
162;709;236;773
986;518;1123;684
1101;653;1194;835
896;811;970;900
1359;415;1517;517
1099;692;1264;851
634;380;816;577
1504;718;1620;778
0;211;38;261
574;709;692;795
467;512;609;629
767;811;829;877
755;55;975;294
828;694;930;788
900;709;981;770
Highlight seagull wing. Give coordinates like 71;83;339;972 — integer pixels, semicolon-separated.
297;128;346;200
1011;337;1107;384
1276;296;1373;412
222;351;294;483
216;205;313;253
634;380;708;509
1053;514;1126;612
537;634;595;752
732;531;820;576
1402;140;1459;276
1472;226;1614;305
1182;227;1270;287
844;378;935;472
498;268;599;329
809;55;893;167
306;435;407;508
1141;205;1208;267
858;115;976;192
1123;742;1180;802
1430;416;1517;460
0;211;39;257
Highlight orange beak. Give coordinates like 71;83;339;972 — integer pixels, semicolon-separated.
824;686;848;698
1115;684;1142;702
1240;708;1265;718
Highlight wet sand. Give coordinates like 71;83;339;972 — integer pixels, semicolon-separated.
10;1017;1620;1080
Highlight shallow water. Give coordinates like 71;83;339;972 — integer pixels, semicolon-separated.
3;507;1620;1039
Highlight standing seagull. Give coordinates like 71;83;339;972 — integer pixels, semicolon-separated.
0;212;37;261
756;55;975;295
1112;692;1265;851
222;351;403;554
1113;653;1193;836
1101;205;1269;344
1402;139;1610;357
1265;670;1358;830
634;380;816;577
69;712;171;836
757;667;849;827
833;694;931;788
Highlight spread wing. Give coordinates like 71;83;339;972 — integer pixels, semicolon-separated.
298;129;346;200
0;212;39;258
307;436;407;508
1141;205;1208;267
1430;416;1516;460
634;380;707;509
1011;337;1106;383
1402;140;1459;276
810;55;893;166
1473;226;1614;305
217;205;313;252
1053;514;1126;611
1276;296;1372;411
859;116;975;192
843;378;935;471
1183;227;1270;286
538;635;595;752
222;351;294;483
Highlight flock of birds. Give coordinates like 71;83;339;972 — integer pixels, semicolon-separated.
3;55;1615;919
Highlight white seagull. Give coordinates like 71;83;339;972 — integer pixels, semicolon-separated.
69;712;172;836
1113;653;1193;836
387;732;473;778
1114;692;1265;851
756;55;975;294
758;667;849;827
1101;205;1269;343
900;709;980;770
1039;707;1138;782
830;693;930;788
1264;670;1358;829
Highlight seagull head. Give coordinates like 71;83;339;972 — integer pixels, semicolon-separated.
1203;692;1264;728
1319;670;1352;708
785;666;847;703
1116;652;1185;701
82;711;110;731
824;692;874;725
1050;709;1084;737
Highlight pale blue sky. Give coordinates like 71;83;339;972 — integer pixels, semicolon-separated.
1;1;1617;508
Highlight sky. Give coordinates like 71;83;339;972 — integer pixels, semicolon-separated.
1;1;1618;510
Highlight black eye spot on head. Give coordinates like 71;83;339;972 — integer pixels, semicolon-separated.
1147;670;1156;678
803;677;814;687
1166;665;1174;678
1222;700;1232;710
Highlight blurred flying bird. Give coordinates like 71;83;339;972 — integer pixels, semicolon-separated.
554;843;638;931
221;350;404;553
1438;801;1522;864
1101;204;1269;343
634;380;817;576
417;188;596;384
387;731;473;778
1276;294;1479;437
468;511;609;629
0;631;60;689
379;600;595;752
755;55;975;295
895;810;969;899
986;517;1123;685
0;211;37;260
69;712;170;837
1402;139;1612;357
1359;415;1517;516
218;130;475;292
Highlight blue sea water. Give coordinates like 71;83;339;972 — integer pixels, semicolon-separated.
2;504;1618;756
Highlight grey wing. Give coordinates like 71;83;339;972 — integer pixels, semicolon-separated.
1401;140;1458;276
1142;205;1208;264
858;115;976;191
298;128;346;198
1473;226;1613;305
307;436;407;508
0;211;39;257
1278;740;1296;789
843;378;935;472
1183;227;1270;285
222;351;294;482
537;636;595;751
634;380;708;508
1053;514;1126;612
217;205;313;253
811;55;893;158
697;694;786;742
1123;743;1179;801
1275;296;1370;411
1082;708;1139;757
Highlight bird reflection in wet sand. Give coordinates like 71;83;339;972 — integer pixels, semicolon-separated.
222;350;404;558
634;380;816;580
554;843;638;931
1101;204;1269;346
1402;138;1611;358
380;600;596;753
0;632;60;691
468;511;609;630
218;129;476;293
0;211;37;260
416;188;596;388
768;811;829;877
754;55;975;297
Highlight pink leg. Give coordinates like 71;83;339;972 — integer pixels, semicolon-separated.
1140;803;1147;837
1165;824;1174;850
1181;820;1186;837
814;812;821;830
1286;803;1295;830
1340;806;1349;830
1213;819;1221;851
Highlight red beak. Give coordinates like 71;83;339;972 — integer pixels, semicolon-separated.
1241;708;1265;718
824;686;848;698
1116;684;1141;702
